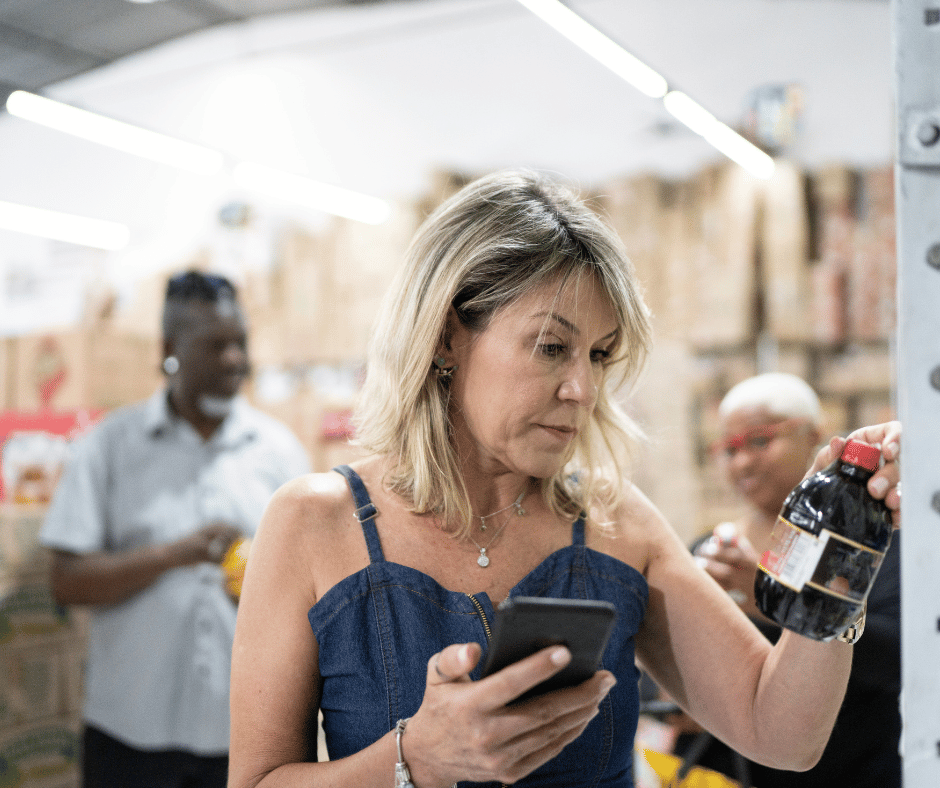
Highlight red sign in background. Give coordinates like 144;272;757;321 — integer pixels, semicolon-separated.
0;410;104;502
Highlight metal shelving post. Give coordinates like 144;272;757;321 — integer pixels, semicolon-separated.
893;1;940;785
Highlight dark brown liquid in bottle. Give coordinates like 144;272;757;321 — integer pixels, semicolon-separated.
754;457;893;641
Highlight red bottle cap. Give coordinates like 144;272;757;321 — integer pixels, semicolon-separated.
841;439;881;471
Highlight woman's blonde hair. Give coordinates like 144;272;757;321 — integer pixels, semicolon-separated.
354;169;652;535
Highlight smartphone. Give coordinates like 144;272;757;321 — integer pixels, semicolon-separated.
480;596;617;702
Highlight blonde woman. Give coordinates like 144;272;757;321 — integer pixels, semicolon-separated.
228;171;901;788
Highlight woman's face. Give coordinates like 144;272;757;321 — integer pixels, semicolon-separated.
446;274;619;479
716;406;820;515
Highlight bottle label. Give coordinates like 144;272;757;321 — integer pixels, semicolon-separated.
759;517;885;602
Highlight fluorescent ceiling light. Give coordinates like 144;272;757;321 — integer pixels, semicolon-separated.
518;1;775;179
233;162;391;225
664;91;775;179
515;0;668;98
0;201;130;250
5;91;224;175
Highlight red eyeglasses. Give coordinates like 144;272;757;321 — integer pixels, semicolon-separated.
711;418;807;459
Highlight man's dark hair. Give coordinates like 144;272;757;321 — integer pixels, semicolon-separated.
162;270;239;339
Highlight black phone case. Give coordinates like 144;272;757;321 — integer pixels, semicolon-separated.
480;596;617;702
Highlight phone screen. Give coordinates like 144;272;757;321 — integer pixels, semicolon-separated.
480;596;617;702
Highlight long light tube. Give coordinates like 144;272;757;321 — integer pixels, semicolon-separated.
663;91;775;179
516;0;775;179
514;0;668;98
5;91;392;225
233;162;391;225
5;91;225;175
0;201;130;250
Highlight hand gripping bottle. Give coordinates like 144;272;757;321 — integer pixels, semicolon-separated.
754;439;893;641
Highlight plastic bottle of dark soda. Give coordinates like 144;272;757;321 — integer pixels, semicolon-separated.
753;439;893;641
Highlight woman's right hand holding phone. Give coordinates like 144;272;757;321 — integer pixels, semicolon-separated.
401;642;616;787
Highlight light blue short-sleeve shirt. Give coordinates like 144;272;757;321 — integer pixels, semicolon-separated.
40;389;311;754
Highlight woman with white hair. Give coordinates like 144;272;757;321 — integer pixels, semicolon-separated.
688;372;902;787
700;371;825;622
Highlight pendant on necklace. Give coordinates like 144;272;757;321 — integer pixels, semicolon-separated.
477;549;490;568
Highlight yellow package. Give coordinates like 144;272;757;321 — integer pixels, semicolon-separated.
221;538;252;599
640;748;743;788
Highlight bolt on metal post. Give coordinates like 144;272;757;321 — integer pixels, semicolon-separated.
917;119;940;146
928;243;940;270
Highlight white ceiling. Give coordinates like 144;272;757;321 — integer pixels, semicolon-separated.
0;0;357;97
0;0;895;324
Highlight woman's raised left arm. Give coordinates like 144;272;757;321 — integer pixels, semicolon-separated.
632;421;901;770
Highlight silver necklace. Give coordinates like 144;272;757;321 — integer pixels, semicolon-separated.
468;492;527;568
478;490;527;531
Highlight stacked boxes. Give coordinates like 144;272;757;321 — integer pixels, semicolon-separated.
0;503;84;788
0;331;161;413
0;327;150;787
600;161;896;542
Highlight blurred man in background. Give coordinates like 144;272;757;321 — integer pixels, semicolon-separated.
41;270;311;788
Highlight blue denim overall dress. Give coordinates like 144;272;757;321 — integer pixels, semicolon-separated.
307;465;649;787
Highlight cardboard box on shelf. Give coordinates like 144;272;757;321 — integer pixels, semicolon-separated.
687;353;759;405
0;576;69;647
108;270;164;342
773;347;813;383
817;345;893;396
813;165;856;213
0;721;80;788
810;258;848;346
761;161;812;342
315;207;417;363
0;639;64;725
5;330;160;415
0;339;13;412
818;396;851;438
847;167;897;343
630;338;700;543
0;505;51;576
86;330;161;410
687;164;760;350
59;623;88;719
810;167;857;346
657;182;700;341
854;394;896;429
602;175;670;329
6;334;89;413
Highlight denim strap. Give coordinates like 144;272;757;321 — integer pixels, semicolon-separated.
333;465;385;563
572;515;586;546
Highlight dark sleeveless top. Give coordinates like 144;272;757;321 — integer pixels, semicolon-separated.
307;465;649;787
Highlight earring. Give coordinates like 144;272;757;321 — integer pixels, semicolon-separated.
163;356;180;375
433;356;455;379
